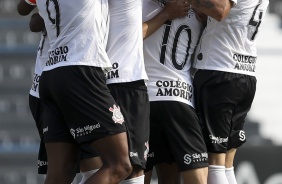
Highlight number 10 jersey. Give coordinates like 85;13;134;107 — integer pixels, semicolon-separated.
143;0;203;108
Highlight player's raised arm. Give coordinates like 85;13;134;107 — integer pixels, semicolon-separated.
187;0;235;21
17;0;36;16
143;0;189;39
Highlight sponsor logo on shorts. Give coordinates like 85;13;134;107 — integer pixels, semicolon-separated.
38;160;48;168
239;130;246;141
43;126;48;134
144;141;149;160
147;152;154;158
130;152;139;157
184;152;208;165
209;135;228;144
70;123;101;139
109;104;124;124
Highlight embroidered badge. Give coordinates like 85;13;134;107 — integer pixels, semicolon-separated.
109;104;124;124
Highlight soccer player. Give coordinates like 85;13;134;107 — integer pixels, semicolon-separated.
35;0;132;183
17;0;49;175
192;0;269;183
17;1;102;183
105;0;150;183
142;0;209;183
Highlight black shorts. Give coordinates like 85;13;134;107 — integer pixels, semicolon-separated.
29;95;98;173
108;80;150;169
39;66;127;144
145;101;208;172
29;95;48;174
193;70;256;153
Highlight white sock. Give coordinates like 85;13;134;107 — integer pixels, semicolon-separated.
208;165;229;184
225;166;237;184
120;175;145;184
79;169;99;184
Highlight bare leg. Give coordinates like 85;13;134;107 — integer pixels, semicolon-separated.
207;153;228;184
144;170;153;184
182;167;208;184
44;142;79;184
156;163;181;184
208;153;226;166
225;149;236;168
225;149;238;184
80;157;102;173
85;132;132;184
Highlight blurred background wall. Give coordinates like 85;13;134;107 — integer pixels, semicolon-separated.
0;0;281;183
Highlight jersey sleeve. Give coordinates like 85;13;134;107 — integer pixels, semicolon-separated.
25;0;36;6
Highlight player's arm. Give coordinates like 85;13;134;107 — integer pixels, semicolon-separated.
17;0;36;16
187;0;235;21
29;13;45;32
143;0;189;40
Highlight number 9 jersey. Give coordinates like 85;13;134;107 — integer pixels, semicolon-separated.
194;0;269;77
142;0;203;108
36;0;111;71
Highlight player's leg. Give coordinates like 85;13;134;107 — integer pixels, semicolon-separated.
29;95;48;174
144;169;153;184
39;70;81;184
161;102;208;184
182;167;208;184
193;70;234;184
147;101;182;184
207;153;228;184
44;142;79;184
79;147;102;184
85;132;132;184
194;70;256;184
225;148;237;184
224;73;256;184
40;66;132;184
155;163;181;184
79;135;131;184
108;80;150;184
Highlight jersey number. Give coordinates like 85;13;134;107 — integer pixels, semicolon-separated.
160;20;192;70
46;0;60;37
248;0;264;41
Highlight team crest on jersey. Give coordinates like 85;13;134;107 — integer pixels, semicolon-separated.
109;105;124;124
144;141;149;160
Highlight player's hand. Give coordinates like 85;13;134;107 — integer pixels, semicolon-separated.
162;0;190;20
193;8;207;26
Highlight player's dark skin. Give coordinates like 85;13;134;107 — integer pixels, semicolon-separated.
17;0;35;15
29;13;45;32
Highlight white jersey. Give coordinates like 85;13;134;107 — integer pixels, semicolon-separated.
194;0;269;76
29;31;49;98
143;0;203;107
36;0;111;71
105;0;148;84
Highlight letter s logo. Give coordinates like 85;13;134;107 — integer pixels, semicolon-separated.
239;130;246;141
184;154;192;165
